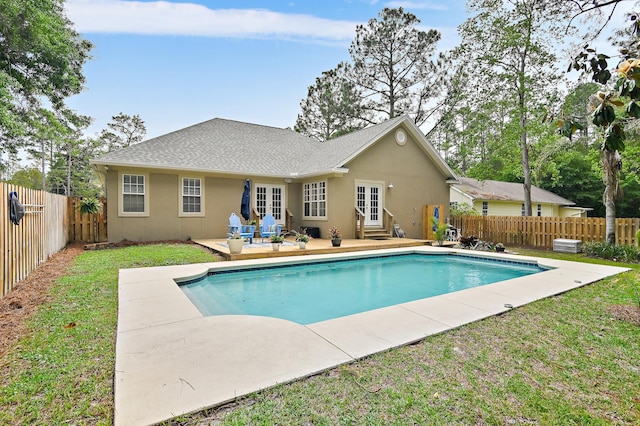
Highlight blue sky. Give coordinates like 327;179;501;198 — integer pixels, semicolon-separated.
64;0;468;140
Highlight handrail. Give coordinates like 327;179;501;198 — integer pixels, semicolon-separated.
354;207;365;239
285;208;293;232
383;208;394;236
251;207;260;229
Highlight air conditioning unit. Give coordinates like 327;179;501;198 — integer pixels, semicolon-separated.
553;239;582;253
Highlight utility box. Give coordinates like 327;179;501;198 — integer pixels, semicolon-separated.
302;227;320;239
553;239;582;253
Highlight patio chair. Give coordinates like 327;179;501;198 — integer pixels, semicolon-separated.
259;214;282;242
228;213;255;244
446;224;461;241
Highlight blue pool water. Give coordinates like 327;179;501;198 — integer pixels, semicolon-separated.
179;254;545;325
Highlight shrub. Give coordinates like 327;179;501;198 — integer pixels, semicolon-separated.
583;241;640;263
450;203;480;217
78;197;103;215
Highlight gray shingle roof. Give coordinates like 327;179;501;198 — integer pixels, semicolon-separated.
454;177;575;205
91;115;456;179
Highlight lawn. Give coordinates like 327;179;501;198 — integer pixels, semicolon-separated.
0;244;638;425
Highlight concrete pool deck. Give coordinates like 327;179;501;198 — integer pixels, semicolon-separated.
114;247;629;425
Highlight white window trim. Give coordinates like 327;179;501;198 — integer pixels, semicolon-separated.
178;176;205;217
302;180;328;220
118;172;150;217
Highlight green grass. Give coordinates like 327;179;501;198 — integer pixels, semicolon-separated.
0;244;217;425
1;245;638;425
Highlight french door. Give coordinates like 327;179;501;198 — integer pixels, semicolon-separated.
356;182;383;227
254;184;285;225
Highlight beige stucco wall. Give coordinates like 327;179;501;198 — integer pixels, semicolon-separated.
299;126;451;239
105;125;452;242
106;168;271;242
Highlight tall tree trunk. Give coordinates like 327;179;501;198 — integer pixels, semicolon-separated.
519;88;532;216
40;139;46;191
66;151;72;196
522;143;532;216
602;149;619;244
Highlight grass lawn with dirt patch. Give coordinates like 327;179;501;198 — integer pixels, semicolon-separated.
1;245;638;425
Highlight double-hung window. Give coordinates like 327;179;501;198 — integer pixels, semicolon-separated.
180;177;204;216
121;174;148;215
482;201;488;216
303;181;327;219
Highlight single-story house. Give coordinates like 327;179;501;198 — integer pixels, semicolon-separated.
91;115;459;242
450;177;591;218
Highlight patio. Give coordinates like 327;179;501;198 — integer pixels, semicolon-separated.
193;236;441;260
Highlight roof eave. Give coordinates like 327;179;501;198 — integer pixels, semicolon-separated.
90;159;349;180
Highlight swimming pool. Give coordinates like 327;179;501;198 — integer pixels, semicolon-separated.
179;253;546;325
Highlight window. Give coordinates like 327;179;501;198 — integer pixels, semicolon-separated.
180;177;204;216
482;201;488;216
537;204;542;217
521;203;525;216
303;181;327;219
121;174;147;215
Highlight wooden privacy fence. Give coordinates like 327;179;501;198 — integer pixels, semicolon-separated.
67;197;107;243
450;215;640;248
1;183;69;299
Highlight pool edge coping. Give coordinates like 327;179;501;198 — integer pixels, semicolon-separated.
114;248;630;426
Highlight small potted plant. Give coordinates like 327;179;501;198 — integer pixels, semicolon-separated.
295;233;310;249
495;242;505;253
227;230;244;254
270;234;285;251
329;227;341;247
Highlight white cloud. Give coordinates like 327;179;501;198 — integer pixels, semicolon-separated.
66;0;360;41
383;1;447;11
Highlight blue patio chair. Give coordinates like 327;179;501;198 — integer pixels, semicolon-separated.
228;213;255;244
259;214;282;242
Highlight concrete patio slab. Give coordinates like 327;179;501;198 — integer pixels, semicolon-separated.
115;315;352;426
114;247;629;425
308;304;451;359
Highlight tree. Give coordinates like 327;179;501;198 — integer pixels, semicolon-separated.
25;108;69;190
560;9;640;242
294;63;364;141
42;110;101;197
457;0;567;216
8;167;42;190
0;0;92;163
97;113;147;151
348;7;443;126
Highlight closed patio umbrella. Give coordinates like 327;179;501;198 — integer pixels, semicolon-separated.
241;179;251;221
432;206;439;231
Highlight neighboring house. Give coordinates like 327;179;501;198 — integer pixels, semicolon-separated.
450;177;591;218
91;115;459;242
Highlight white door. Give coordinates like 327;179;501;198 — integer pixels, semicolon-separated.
356;183;383;227
254;184;285;225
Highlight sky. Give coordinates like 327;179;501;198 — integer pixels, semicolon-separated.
64;0;469;140
63;0;638;142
